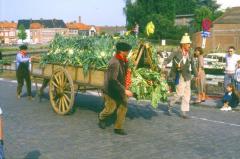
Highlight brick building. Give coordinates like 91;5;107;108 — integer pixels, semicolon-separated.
193;7;240;52
66;22;100;36
0;22;17;44
175;14;194;26
18;19;67;44
98;26;126;35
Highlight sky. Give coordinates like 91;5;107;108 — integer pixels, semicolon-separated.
0;0;240;26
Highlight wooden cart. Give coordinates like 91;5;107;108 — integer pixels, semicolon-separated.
31;61;106;115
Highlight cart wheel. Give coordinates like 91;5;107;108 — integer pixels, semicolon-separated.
49;67;74;115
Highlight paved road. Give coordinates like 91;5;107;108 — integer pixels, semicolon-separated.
0;79;240;159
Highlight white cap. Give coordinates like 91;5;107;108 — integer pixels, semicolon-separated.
0;107;2;115
180;33;192;44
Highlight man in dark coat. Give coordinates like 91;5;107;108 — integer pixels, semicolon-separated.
16;44;33;100
98;42;133;135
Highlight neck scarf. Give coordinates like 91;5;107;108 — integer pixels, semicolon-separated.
20;51;27;57
182;49;189;56
115;53;128;62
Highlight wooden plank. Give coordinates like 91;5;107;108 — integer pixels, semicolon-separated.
76;67;90;84
43;64;53;77
66;66;77;82
31;62;43;76
89;70;105;87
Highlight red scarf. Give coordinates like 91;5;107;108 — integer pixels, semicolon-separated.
182;49;189;56
115;54;131;89
115;54;128;62
20;51;27;57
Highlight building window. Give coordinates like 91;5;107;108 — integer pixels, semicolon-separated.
9;31;15;36
4;32;8;37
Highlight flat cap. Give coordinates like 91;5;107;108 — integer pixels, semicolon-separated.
19;44;28;50
116;42;132;52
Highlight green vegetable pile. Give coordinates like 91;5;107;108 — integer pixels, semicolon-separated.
40;34;169;108
130;68;168;108
40;34;138;74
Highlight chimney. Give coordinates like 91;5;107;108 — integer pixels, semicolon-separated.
78;16;81;23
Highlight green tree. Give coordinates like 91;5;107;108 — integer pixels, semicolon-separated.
194;6;212;31
17;24;27;42
176;0;197;15
192;5;223;32
196;0;220;11
124;0;176;39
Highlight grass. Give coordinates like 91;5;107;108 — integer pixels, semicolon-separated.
0;44;49;53
0;71;16;80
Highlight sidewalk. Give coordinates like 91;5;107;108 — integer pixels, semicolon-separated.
191;95;240;111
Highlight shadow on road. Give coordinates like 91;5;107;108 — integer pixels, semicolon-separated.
38;91;159;120
24;150;41;159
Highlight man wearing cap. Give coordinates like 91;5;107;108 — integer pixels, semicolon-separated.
164;33;197;118
98;42;133;135
16;44;33;100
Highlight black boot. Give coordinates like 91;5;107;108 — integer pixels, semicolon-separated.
98;119;106;129
114;129;127;135
165;102;172;116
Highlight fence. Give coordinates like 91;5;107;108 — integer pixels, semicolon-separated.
0;49;48;71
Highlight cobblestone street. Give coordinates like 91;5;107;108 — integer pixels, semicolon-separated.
0;79;240;159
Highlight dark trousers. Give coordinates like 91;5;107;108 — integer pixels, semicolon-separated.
16;68;32;96
39;79;50;95
223;93;239;108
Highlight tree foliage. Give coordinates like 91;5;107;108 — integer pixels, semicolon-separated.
176;0;197;15
124;0;223;39
124;0;181;39
17;24;27;42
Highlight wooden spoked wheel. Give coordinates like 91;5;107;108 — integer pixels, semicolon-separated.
49;67;74;115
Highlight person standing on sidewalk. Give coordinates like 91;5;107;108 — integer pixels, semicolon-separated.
0;107;5;159
98;42;133;135
234;60;240;93
164;33;197;119
194;47;206;103
16;44;33;100
0;51;3;73
224;46;240;90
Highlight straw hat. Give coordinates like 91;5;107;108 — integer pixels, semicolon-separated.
180;33;192;44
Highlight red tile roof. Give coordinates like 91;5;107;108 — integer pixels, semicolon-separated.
66;22;90;30
30;23;43;29
0;22;17;28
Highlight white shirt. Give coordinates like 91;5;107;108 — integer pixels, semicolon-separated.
235;68;240;82
225;54;240;74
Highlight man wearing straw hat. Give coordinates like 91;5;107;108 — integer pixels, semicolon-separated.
164;33;197;119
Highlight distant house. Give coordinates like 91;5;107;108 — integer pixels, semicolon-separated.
193;7;240;52
66;22;99;36
98;26;126;35
0;22;17;44
175;14;194;26
17;19;67;44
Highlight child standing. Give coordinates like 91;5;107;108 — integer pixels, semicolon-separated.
220;83;239;111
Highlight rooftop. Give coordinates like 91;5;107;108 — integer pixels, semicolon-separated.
0;22;17;29
17;19;66;29
213;7;240;24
